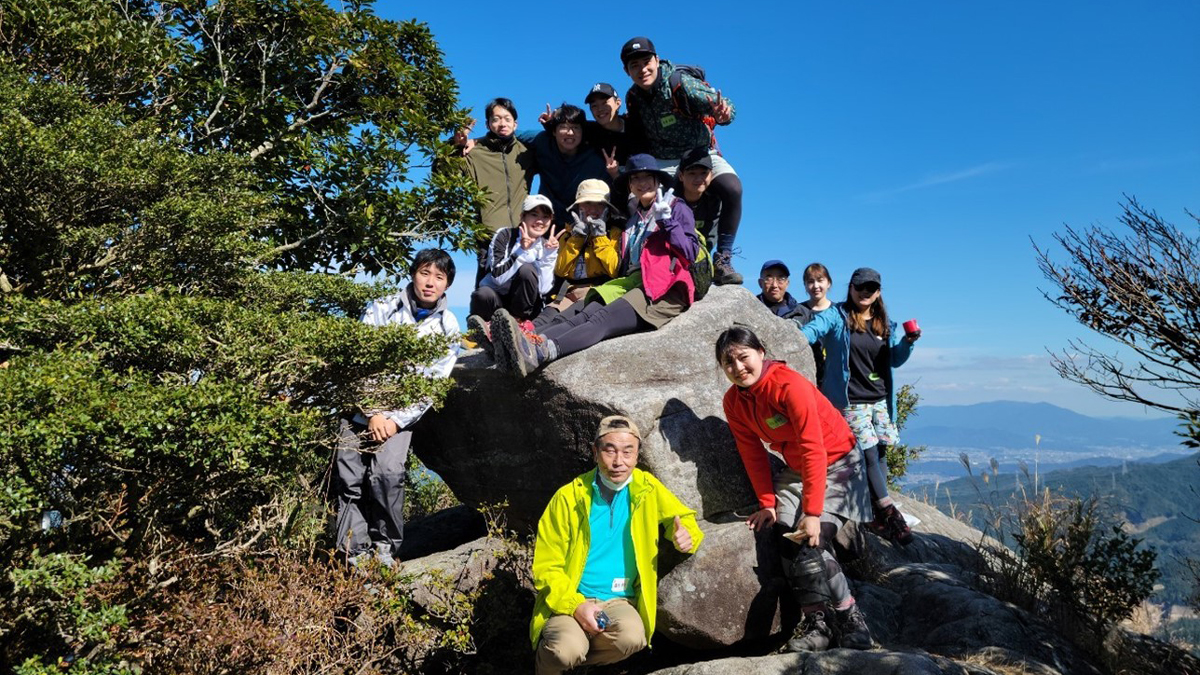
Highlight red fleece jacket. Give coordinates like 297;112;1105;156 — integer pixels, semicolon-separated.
722;360;856;517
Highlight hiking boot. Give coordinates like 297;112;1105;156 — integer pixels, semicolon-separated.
712;251;743;286
511;329;556;378
490;309;521;373
864;508;892;538
785;609;833;652
884;504;914;546
467;314;494;358
834;604;873;650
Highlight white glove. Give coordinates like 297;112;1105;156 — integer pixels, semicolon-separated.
651;187;674;222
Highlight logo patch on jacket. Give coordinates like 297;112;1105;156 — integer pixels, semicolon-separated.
765;414;789;429
661;114;677;128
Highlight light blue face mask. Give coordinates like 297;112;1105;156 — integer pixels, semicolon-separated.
598;471;633;492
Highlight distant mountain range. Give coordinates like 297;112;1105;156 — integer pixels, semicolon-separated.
903;400;1183;451
911;452;1200;605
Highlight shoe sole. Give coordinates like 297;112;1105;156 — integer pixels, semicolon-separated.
467;316;495;359
491;310;524;376
714;274;744;285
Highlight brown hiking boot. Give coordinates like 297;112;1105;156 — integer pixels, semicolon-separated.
712;251;743;285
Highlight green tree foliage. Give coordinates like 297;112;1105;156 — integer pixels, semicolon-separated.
1034;198;1200;445
886;383;927;487
0;0;483;280
0;3;474;670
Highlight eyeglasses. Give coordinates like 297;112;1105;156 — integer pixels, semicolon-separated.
853;283;881;294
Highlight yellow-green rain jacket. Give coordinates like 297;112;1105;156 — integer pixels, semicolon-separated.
529;468;705;648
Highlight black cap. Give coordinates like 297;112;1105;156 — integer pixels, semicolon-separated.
760;260;790;277
584;82;618;104
679;147;714;172
849;267;882;287
620;36;657;65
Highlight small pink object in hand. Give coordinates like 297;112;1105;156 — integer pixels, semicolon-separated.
903;319;921;336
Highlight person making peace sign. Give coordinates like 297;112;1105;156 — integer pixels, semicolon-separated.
469;195;562;327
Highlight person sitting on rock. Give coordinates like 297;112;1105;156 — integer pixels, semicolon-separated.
796;267;920;546
716;325;874;653
531;415;704;675
536;179;626;327
489;154;698;377
467;195;561;341
677;147;728;256
620;36;744;285
334;249;460;571
757;259;800;317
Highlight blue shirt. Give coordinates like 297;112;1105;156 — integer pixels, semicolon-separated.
577;476;638;600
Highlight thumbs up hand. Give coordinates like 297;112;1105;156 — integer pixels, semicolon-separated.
673;515;693;553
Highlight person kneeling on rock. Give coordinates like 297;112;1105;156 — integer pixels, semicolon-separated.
717;326;875;653
530;415;704;674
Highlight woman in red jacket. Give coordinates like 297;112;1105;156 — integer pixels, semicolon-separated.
717;325;874;653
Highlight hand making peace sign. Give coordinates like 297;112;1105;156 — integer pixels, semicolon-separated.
707;90;732;124
544;224;562;251
602;147;619;178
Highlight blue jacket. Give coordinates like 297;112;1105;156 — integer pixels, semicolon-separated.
516;129;611;222
796;302;914;421
758;291;800;318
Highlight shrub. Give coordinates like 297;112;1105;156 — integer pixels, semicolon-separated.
981;489;1159;630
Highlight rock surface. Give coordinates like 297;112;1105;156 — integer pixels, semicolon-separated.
646;650;992;675
415;284;812;531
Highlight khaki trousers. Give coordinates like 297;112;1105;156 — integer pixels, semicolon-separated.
534;597;646;675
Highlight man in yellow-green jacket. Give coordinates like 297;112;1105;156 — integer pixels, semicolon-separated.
531;415;704;674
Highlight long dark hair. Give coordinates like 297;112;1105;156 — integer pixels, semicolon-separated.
844;288;889;338
714;325;767;365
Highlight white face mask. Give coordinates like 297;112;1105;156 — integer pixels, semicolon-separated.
598;471;633;492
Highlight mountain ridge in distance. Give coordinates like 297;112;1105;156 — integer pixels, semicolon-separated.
905;400;1182;450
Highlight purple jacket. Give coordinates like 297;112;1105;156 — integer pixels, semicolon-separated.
638;198;698;302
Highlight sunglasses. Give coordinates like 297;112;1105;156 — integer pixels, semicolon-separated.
853;283;881;294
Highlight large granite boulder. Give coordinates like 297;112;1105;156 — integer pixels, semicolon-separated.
654;500;998;650
646;650;991;675
414;285;811;531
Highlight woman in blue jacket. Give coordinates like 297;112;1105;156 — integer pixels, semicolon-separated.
797;267;920;545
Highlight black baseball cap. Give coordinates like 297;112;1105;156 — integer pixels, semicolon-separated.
849;267;881;287
620;36;657;65
585;82;618;104
679;147;714;172
760;260;790;277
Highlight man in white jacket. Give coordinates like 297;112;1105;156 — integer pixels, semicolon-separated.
334;248;461;569
469;194;561;325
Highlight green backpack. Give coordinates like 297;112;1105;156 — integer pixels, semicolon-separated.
690;232;713;301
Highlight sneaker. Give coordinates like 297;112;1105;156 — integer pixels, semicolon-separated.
467;314;494;358
834;604;873;650
511;329;555;378
712;251;743;286
884;504;914;546
785;609;833;652
490;309;520;373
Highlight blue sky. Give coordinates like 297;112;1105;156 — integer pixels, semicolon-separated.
378;1;1199;418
